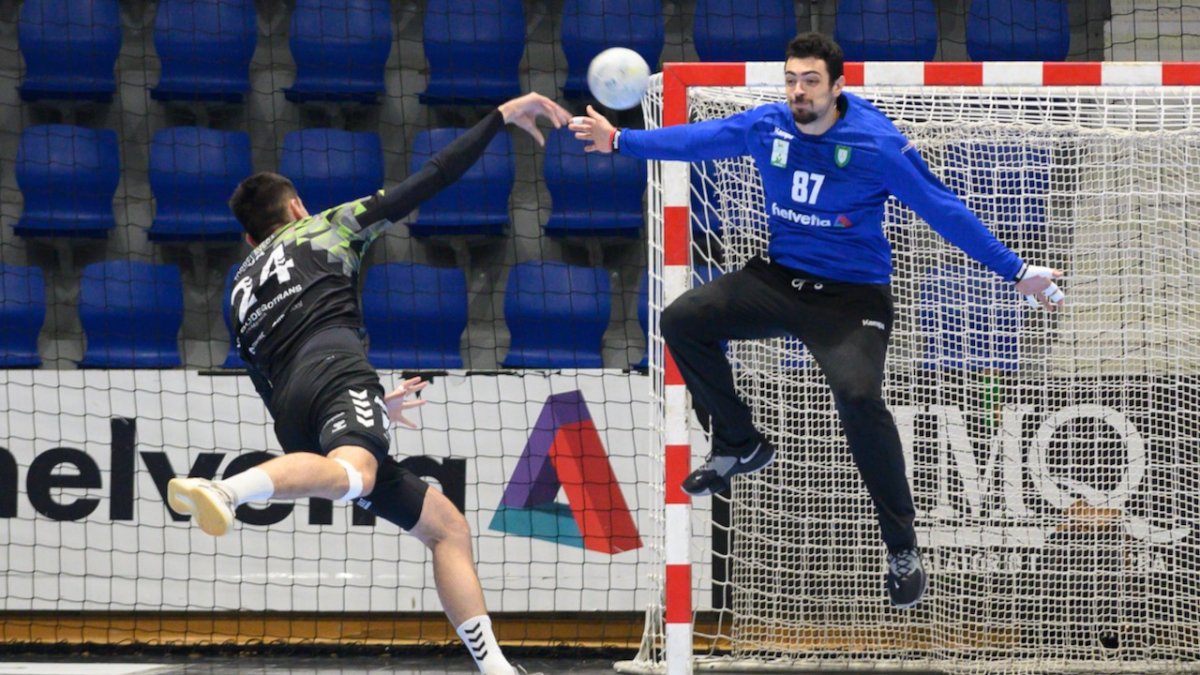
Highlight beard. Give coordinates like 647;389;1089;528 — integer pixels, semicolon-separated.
791;101;818;125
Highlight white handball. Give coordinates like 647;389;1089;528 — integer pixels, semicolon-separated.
587;47;651;110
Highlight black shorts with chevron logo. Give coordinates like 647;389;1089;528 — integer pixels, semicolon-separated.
270;343;391;462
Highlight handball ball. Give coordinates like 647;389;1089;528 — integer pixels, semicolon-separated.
587;47;651;110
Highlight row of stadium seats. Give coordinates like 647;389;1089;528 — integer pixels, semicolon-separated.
0;260;1020;372
14;124;1051;243
0;260;622;370
12;124;647;241
19;0;1071;106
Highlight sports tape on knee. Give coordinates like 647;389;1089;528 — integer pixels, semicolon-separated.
333;458;364;503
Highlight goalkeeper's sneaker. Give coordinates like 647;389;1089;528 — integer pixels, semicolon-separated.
886;548;927;609
168;477;235;537
681;438;775;497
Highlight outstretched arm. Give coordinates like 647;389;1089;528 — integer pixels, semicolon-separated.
568;104;752;160
883;139;1065;311
354;93;572;233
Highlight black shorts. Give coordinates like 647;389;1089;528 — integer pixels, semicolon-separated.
357;456;430;531
271;347;392;460
265;328;430;529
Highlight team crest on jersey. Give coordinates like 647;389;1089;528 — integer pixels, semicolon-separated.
771;138;789;168
835;144;852;168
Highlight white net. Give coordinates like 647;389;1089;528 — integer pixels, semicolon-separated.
626;77;1200;673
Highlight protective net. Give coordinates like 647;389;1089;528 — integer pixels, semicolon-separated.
4;0;1200;663
628;78;1200;673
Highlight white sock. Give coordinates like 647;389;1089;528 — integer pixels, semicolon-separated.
456;615;513;675
215;467;275;506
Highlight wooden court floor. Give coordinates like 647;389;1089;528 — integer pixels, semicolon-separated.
0;655;617;674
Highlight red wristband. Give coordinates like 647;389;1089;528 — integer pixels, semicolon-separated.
608;128;618;152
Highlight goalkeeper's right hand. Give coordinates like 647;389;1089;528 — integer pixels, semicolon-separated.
1014;263;1065;311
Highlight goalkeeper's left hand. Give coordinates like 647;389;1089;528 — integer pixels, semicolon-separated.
1014;263;1065;311
384;376;429;428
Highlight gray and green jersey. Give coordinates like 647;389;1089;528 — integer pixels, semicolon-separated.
230;198;384;377
229;109;506;401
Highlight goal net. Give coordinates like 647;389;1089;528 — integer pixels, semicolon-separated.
623;62;1200;674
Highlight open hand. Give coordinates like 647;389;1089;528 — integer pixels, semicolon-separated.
498;92;573;146
1015;265;1065;311
384;376;429;429
567;105;617;153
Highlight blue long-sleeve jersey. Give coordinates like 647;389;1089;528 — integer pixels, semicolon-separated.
620;92;1024;284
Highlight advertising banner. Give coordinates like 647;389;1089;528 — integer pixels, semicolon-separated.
0;370;661;613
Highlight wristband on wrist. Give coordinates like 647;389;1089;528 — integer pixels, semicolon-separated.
1012;263;1028;282
610;128;620;152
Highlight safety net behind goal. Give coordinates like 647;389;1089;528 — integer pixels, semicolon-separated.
625;62;1200;674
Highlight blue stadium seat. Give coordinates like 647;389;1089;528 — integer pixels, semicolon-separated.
835;0;938;62
502;261;610;368
284;0;391;103
407;128;512;237
636;273;650;369
693;0;796;62
967;0;1069;62
421;0;524;106
692;160;724;240
363;263;468;369
221;263;244;368
280;129;384;214
941;141;1050;238
149;127;252;243
79;261;184;369
920;265;1021;372
18;0;121;102
152;0;257;102
636;266;724;368
0;264;47;368
15;125;119;239
543;128;646;237
561;0;663;101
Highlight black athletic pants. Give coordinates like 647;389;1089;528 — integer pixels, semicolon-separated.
660;257;917;554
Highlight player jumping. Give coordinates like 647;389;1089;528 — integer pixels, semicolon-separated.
168;92;572;675
569;32;1065;608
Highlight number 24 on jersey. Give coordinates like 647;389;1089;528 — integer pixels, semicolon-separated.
232;244;296;323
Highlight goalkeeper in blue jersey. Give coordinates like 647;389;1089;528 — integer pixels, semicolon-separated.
570;32;1064;608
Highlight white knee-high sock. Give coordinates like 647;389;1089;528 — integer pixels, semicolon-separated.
456;615;513;675
215;467;274;506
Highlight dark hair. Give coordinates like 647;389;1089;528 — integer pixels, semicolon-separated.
786;32;845;83
228;172;297;243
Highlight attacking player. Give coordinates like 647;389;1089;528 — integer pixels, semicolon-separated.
569;32;1065;608
167;92;572;675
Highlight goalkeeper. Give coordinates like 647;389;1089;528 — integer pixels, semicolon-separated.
569;32;1064;609
168;92;571;675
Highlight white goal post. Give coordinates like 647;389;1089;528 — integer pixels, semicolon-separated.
621;61;1200;675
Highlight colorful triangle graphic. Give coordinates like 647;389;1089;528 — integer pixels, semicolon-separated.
489;390;642;554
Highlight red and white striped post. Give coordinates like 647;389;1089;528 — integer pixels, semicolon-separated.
654;60;1200;675
658;61;743;675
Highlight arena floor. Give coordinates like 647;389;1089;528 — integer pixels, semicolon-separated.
0;657;954;674
0;656;617;675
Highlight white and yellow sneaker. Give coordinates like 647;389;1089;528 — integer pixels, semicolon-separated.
167;477;235;537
